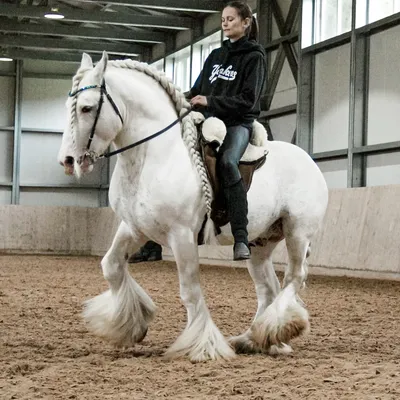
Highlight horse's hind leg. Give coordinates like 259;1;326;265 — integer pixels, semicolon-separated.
83;221;156;347
251;228;311;352
282;233;310;290
165;228;235;362
229;242;292;355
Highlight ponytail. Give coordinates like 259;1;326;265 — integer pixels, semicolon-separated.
248;16;259;42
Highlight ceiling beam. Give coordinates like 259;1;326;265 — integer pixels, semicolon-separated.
78;0;224;12
0;20;167;43
0;35;145;56
0;4;193;29
3;48;123;63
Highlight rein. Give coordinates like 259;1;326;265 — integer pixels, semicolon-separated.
69;79;192;162
101;107;192;159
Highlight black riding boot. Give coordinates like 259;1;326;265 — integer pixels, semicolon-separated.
224;179;250;260
128;241;162;263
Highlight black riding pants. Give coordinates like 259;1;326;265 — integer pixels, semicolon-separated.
217;125;251;188
217;125;251;245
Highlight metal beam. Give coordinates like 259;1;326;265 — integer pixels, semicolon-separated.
79;0;224;12
352;141;400;155
347;1;367;188
302;31;351;55
265;32;298;51
0;35;145;56
0;20;167;43
311;150;348;160
257;0;272;48
259;103;297;119
11;60;22;205
270;0;299;83
296;52;314;154
257;0;272;101
4;48;118;63
0;4;193;29
264;45;286;110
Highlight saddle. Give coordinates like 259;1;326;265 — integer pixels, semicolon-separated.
195;113;269;230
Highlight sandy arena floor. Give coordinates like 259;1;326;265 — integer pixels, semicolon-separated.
0;255;399;400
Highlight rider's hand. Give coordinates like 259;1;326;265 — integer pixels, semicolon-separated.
190;95;208;107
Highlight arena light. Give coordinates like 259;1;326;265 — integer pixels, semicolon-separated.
0;49;13;62
44;7;65;20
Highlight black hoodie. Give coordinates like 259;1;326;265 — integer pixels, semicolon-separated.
189;36;266;127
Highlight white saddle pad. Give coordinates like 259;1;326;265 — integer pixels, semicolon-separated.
191;112;269;162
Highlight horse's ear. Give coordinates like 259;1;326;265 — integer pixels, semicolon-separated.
93;51;108;83
80;53;93;69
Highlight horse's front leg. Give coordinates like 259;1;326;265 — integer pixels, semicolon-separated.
83;221;156;347
165;228;235;362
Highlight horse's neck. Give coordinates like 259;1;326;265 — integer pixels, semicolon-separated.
107;67;194;179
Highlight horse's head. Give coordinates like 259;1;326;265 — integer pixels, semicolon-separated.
58;51;123;177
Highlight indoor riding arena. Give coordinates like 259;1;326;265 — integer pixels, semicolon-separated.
1;1;400;399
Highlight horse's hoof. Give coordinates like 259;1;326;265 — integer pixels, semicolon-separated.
229;333;262;354
136;327;148;343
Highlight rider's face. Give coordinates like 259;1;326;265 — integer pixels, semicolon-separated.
221;7;250;41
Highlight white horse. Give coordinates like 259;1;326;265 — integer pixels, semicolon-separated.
58;52;328;362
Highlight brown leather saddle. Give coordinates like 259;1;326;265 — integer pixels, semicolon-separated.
199;125;267;231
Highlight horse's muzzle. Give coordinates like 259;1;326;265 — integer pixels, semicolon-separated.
61;156;75;175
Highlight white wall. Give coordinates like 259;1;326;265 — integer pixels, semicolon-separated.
21;78;71;130
270;59;297;109
0;130;13;183
0;77;14;126
366;152;400;186
313;44;350;153
269;114;296;142
317;158;348;189
0;76;14;202
19;189;102;207
311;25;400;189
2;185;400;281
0;59;108;207
0;189;11;204
368;24;400;145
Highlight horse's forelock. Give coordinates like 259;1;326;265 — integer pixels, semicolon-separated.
70;66;93;93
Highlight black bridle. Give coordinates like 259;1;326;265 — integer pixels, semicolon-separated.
69;79;192;162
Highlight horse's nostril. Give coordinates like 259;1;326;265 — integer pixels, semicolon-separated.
65;156;74;165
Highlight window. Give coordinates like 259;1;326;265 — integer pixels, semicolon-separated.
314;0;352;43
303;0;400;47
191;31;221;86
173;47;191;92
151;59;164;72
165;47;191;92
357;0;400;27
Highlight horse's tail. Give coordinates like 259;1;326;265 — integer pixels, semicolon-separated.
202;214;218;246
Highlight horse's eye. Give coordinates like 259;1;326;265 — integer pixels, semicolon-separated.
81;106;93;113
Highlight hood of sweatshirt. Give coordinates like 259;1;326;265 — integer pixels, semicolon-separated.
223;36;266;56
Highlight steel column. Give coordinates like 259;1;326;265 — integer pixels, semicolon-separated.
347;1;368;188
296;52;314;154
11;59;23;205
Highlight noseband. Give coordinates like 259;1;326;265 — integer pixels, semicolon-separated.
69;78;192;163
